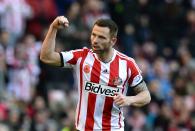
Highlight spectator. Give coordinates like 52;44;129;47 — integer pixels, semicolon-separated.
0;0;32;46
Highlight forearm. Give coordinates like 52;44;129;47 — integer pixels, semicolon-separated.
128;90;151;107
40;26;57;59
41;26;57;57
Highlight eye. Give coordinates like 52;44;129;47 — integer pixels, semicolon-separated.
99;36;106;39
91;33;107;40
91;33;96;37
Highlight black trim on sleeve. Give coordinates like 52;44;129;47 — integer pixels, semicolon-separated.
127;79;144;96
59;52;64;67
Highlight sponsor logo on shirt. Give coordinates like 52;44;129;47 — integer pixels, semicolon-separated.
84;81;121;97
102;69;109;74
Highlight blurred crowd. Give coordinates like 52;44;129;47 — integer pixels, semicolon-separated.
0;0;195;131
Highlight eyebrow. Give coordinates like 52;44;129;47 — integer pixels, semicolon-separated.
91;32;107;39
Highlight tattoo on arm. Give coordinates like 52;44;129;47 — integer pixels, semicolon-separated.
133;81;148;94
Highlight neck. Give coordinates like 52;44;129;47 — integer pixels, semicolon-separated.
96;48;114;63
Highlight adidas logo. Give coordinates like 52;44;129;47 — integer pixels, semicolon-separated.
102;69;108;74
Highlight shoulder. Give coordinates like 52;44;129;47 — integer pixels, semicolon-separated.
72;47;90;52
116;50;140;69
82;47;91;52
70;47;91;56
82;47;93;56
116;50;135;62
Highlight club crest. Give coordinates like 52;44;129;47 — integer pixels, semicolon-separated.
112;76;123;86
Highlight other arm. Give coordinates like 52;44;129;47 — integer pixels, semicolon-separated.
40;16;69;66
113;81;151;107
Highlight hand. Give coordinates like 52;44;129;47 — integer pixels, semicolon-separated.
51;16;69;29
113;93;132;107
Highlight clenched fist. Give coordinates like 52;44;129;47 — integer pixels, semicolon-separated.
51;16;69;29
113;93;132;107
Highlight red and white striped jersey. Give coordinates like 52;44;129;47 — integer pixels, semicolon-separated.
60;47;143;131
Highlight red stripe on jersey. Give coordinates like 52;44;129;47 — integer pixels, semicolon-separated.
76;54;87;127
118;111;122;128
67;50;83;65
85;59;101;130
122;59;129;94
102;55;119;131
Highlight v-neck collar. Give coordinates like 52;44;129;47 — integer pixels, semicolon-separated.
93;49;117;64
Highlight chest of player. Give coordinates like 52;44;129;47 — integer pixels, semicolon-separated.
82;60;128;88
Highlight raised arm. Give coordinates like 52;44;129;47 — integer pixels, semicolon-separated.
40;16;69;66
113;81;151;107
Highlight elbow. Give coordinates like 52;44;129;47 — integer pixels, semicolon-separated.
139;91;151;107
147;93;151;104
145;90;151;104
39;53;60;66
145;91;151;105
40;54;45;63
40;53;49;64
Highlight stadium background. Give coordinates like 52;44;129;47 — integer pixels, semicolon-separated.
0;0;195;130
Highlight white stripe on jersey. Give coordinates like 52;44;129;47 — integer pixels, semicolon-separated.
61;51;74;67
118;58;128;91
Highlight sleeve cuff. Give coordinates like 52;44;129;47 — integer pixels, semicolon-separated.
59;52;64;67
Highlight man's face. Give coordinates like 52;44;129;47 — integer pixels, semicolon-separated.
90;25;116;54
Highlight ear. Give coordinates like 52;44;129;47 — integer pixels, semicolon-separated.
111;37;117;46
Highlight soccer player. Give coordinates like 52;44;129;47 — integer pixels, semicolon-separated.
40;16;151;131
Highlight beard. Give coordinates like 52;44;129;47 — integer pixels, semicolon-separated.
91;41;112;54
92;48;101;54
92;47;110;55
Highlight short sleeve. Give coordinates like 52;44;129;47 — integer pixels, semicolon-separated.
60;49;84;67
127;59;143;87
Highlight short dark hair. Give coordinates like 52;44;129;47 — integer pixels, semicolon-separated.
93;19;118;37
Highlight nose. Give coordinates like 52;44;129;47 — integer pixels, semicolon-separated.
93;35;100;43
93;36;100;43
92;37;99;46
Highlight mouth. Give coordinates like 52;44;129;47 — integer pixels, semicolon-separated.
92;45;99;51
